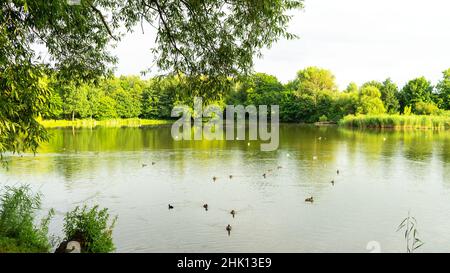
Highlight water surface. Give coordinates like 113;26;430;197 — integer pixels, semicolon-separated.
1;124;449;252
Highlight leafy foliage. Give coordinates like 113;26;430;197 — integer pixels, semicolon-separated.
1;0;303;156
0;185;54;253
436;69;450;110
63;205;117;253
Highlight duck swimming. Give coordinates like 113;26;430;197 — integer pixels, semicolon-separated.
337;169;340;175
331;180;334;185
213;176;217;182
142;164;147;167
230;210;236;218
203;204;208;211
229;175;233;179
263;173;266;179
305;196;314;203
168;204;174;209
226;224;232;235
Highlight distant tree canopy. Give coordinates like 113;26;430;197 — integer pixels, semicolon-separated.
44;67;449;127
0;0;304;156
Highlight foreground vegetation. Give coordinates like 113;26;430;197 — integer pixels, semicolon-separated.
0;185;116;253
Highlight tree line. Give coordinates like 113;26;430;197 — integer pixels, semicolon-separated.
45;67;450;123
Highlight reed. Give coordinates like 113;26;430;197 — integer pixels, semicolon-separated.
339;114;450;130
38;118;172;128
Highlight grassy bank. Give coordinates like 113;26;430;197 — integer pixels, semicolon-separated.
39;118;172;128
339;114;450;129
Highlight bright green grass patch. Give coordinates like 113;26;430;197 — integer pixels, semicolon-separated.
38;118;172;128
339;114;450;129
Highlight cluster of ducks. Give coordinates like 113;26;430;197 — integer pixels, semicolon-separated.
153;161;341;235
304;169;340;203
167;203;236;235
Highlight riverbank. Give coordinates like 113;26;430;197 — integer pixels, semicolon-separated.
39;118;172;128
339;114;450;129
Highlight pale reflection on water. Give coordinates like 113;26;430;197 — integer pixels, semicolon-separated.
0;124;449;252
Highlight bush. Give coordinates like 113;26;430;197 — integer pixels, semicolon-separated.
63;205;117;253
414;101;439;115
0;185;54;253
319;115;328;122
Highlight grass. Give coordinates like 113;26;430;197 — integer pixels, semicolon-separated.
0;185;54;253
339;114;450;129
38;118;172;128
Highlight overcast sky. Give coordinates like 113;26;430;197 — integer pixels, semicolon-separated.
113;0;450;89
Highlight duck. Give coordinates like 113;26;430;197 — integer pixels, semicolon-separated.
262;173;266;179
152;162;156;165
203;204;208;211
337;169;340;175
168;204;174;209
142;163;147;167
213;176;217;182
305;196;314;203
226;224;232;234
331;180;335;185
229;175;233;179
230;210;236;218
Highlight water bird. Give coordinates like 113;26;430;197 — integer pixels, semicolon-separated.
213;176;217;182
142;163;147;167
226;224;232;236
337;169;340;175
203;204;208;211
229;175;233;179
263;173;266;179
331;180;335;185
152;162;156;165
277;166;283;169
305;196;314;203
230;210;236;218
168;204;174;209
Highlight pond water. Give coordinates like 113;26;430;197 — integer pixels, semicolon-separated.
1;124;449;252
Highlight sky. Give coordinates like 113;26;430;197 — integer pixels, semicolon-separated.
113;0;450;89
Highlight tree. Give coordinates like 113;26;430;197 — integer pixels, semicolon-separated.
399;77;434;113
245;73;284;106
345;82;358;93
436;69;450;110
357;86;386;115
294;67;338;94
380;79;400;114
1;0;303;156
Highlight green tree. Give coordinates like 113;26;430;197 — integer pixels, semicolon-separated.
245;73;284;106
357;86;386;115
436;69;450;110
1;0;303;156
380;79;400;114
345;82;359;93
399;77;434;113
294;67;338;94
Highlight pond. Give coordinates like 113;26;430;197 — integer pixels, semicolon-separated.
1;124;449;252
